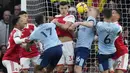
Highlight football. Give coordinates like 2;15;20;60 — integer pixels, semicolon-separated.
76;2;88;14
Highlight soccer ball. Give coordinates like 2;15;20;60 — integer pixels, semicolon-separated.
76;2;88;14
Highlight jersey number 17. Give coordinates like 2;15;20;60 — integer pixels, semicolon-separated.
41;28;52;37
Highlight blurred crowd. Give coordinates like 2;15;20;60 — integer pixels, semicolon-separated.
0;0;129;73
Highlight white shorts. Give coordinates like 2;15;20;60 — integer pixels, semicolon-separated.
2;60;21;73
111;54;128;71
57;41;74;65
20;55;40;70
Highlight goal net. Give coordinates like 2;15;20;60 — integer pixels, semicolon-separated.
24;0;130;72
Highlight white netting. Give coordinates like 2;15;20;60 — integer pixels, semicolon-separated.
26;0;130;73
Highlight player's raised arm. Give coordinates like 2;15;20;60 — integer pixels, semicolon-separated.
74;16;96;28
51;15;75;30
70;7;99;29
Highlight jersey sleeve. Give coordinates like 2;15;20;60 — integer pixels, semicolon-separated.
49;23;56;28
94;22;102;30
29;30;38;41
87;16;97;26
118;25;122;33
63;15;75;23
32;24;37;29
13;30;25;44
116;24;122;34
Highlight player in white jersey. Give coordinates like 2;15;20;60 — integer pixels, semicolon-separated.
25;15;63;73
72;8;122;73
71;7;98;73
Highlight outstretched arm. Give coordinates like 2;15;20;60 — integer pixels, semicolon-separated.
51;15;75;30
74;21;94;28
68;16;96;31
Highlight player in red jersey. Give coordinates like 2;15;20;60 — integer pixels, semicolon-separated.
18;11;40;73
2;17;27;73
51;1;75;73
110;9;129;73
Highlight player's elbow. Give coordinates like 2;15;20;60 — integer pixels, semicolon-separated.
14;38;25;44
83;22;94;28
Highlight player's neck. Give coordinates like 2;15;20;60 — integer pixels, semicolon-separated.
61;13;68;16
112;19;118;23
104;18;111;23
15;25;22;30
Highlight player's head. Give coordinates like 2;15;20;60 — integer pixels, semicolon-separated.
112;9;121;21
13;16;26;29
35;14;44;26
102;9;112;19
18;11;28;24
59;1;69;15
87;7;99;18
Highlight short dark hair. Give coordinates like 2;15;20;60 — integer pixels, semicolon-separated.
102;9;112;19
59;1;69;6
12;16;20;26
18;11;27;16
113;9;121;17
35;14;43;25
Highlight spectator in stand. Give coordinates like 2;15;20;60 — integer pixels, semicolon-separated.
9;4;21;33
14;4;21;17
0;4;4;20
0;10;11;46
0;45;7;73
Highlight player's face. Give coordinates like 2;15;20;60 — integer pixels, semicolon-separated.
18;17;27;29
87;7;98;18
19;14;28;24
59;5;69;15
112;10;120;20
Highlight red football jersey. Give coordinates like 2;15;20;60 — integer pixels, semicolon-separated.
19;23;39;58
113;22;128;59
2;28;21;63
55;14;73;38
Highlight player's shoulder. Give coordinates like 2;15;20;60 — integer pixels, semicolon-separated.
96;21;103;26
44;23;56;27
11;28;21;36
112;23;120;28
63;15;75;23
12;28;20;33
114;23;122;32
55;14;71;18
55;14;63;18
97;21;103;24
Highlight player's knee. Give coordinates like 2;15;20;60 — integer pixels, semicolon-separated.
56;65;64;72
74;65;82;73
